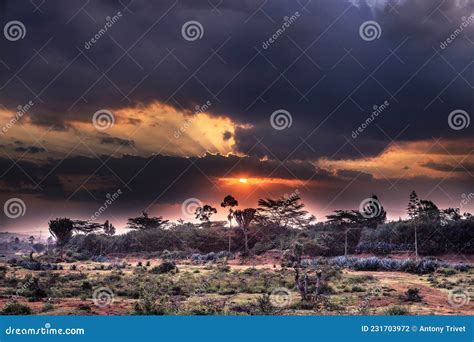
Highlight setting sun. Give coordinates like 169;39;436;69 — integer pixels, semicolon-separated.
239;178;248;184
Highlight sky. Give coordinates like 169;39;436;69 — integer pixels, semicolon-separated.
0;0;472;234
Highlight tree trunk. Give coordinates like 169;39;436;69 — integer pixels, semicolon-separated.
244;229;249;254
414;225;418;260
228;219;232;253
344;229;348;256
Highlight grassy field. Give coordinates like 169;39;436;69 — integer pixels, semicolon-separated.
0;255;472;316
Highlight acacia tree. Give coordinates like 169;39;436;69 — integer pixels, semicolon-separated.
221;195;238;252
326;210;361;256
407;190;421;259
127;211;169;230
103;220;116;236
195;205;217;227
257;195;314;228
48;218;75;256
233;208;256;254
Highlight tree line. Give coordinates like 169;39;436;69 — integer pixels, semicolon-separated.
46;191;473;257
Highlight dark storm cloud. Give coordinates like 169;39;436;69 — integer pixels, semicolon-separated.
13;146;46;154
99;135;135;147
0;153;335;204
0;0;472;161
422;161;474;173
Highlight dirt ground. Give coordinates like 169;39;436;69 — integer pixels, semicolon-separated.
0;254;472;316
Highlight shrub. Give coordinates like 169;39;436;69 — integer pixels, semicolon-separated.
351;285;365;292
255;294;273;315
1;302;32;315
385;306;410;315
133;287;166;315
150;261;178;274
42;302;55;312
404;288;422;302
329;256;465;274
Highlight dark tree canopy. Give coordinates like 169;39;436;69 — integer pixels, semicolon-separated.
221;195;238;209
234;208;257;230
257;195;314;228
103;220;116;236
195;205;218;223
127;211;169;230
49;218;75;248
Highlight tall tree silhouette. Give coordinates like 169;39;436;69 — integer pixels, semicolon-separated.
195;205;217;227
234;208;256;254
221;195;238;252
407;190;421;259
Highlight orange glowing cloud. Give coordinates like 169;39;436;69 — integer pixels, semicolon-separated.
317;139;474;179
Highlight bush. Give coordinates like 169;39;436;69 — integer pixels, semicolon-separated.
42;302;55;312
150;261;178;274
404;288;422;302
1;302;32;315
329;256;465;274
385;306;410;315
255;294;273;315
